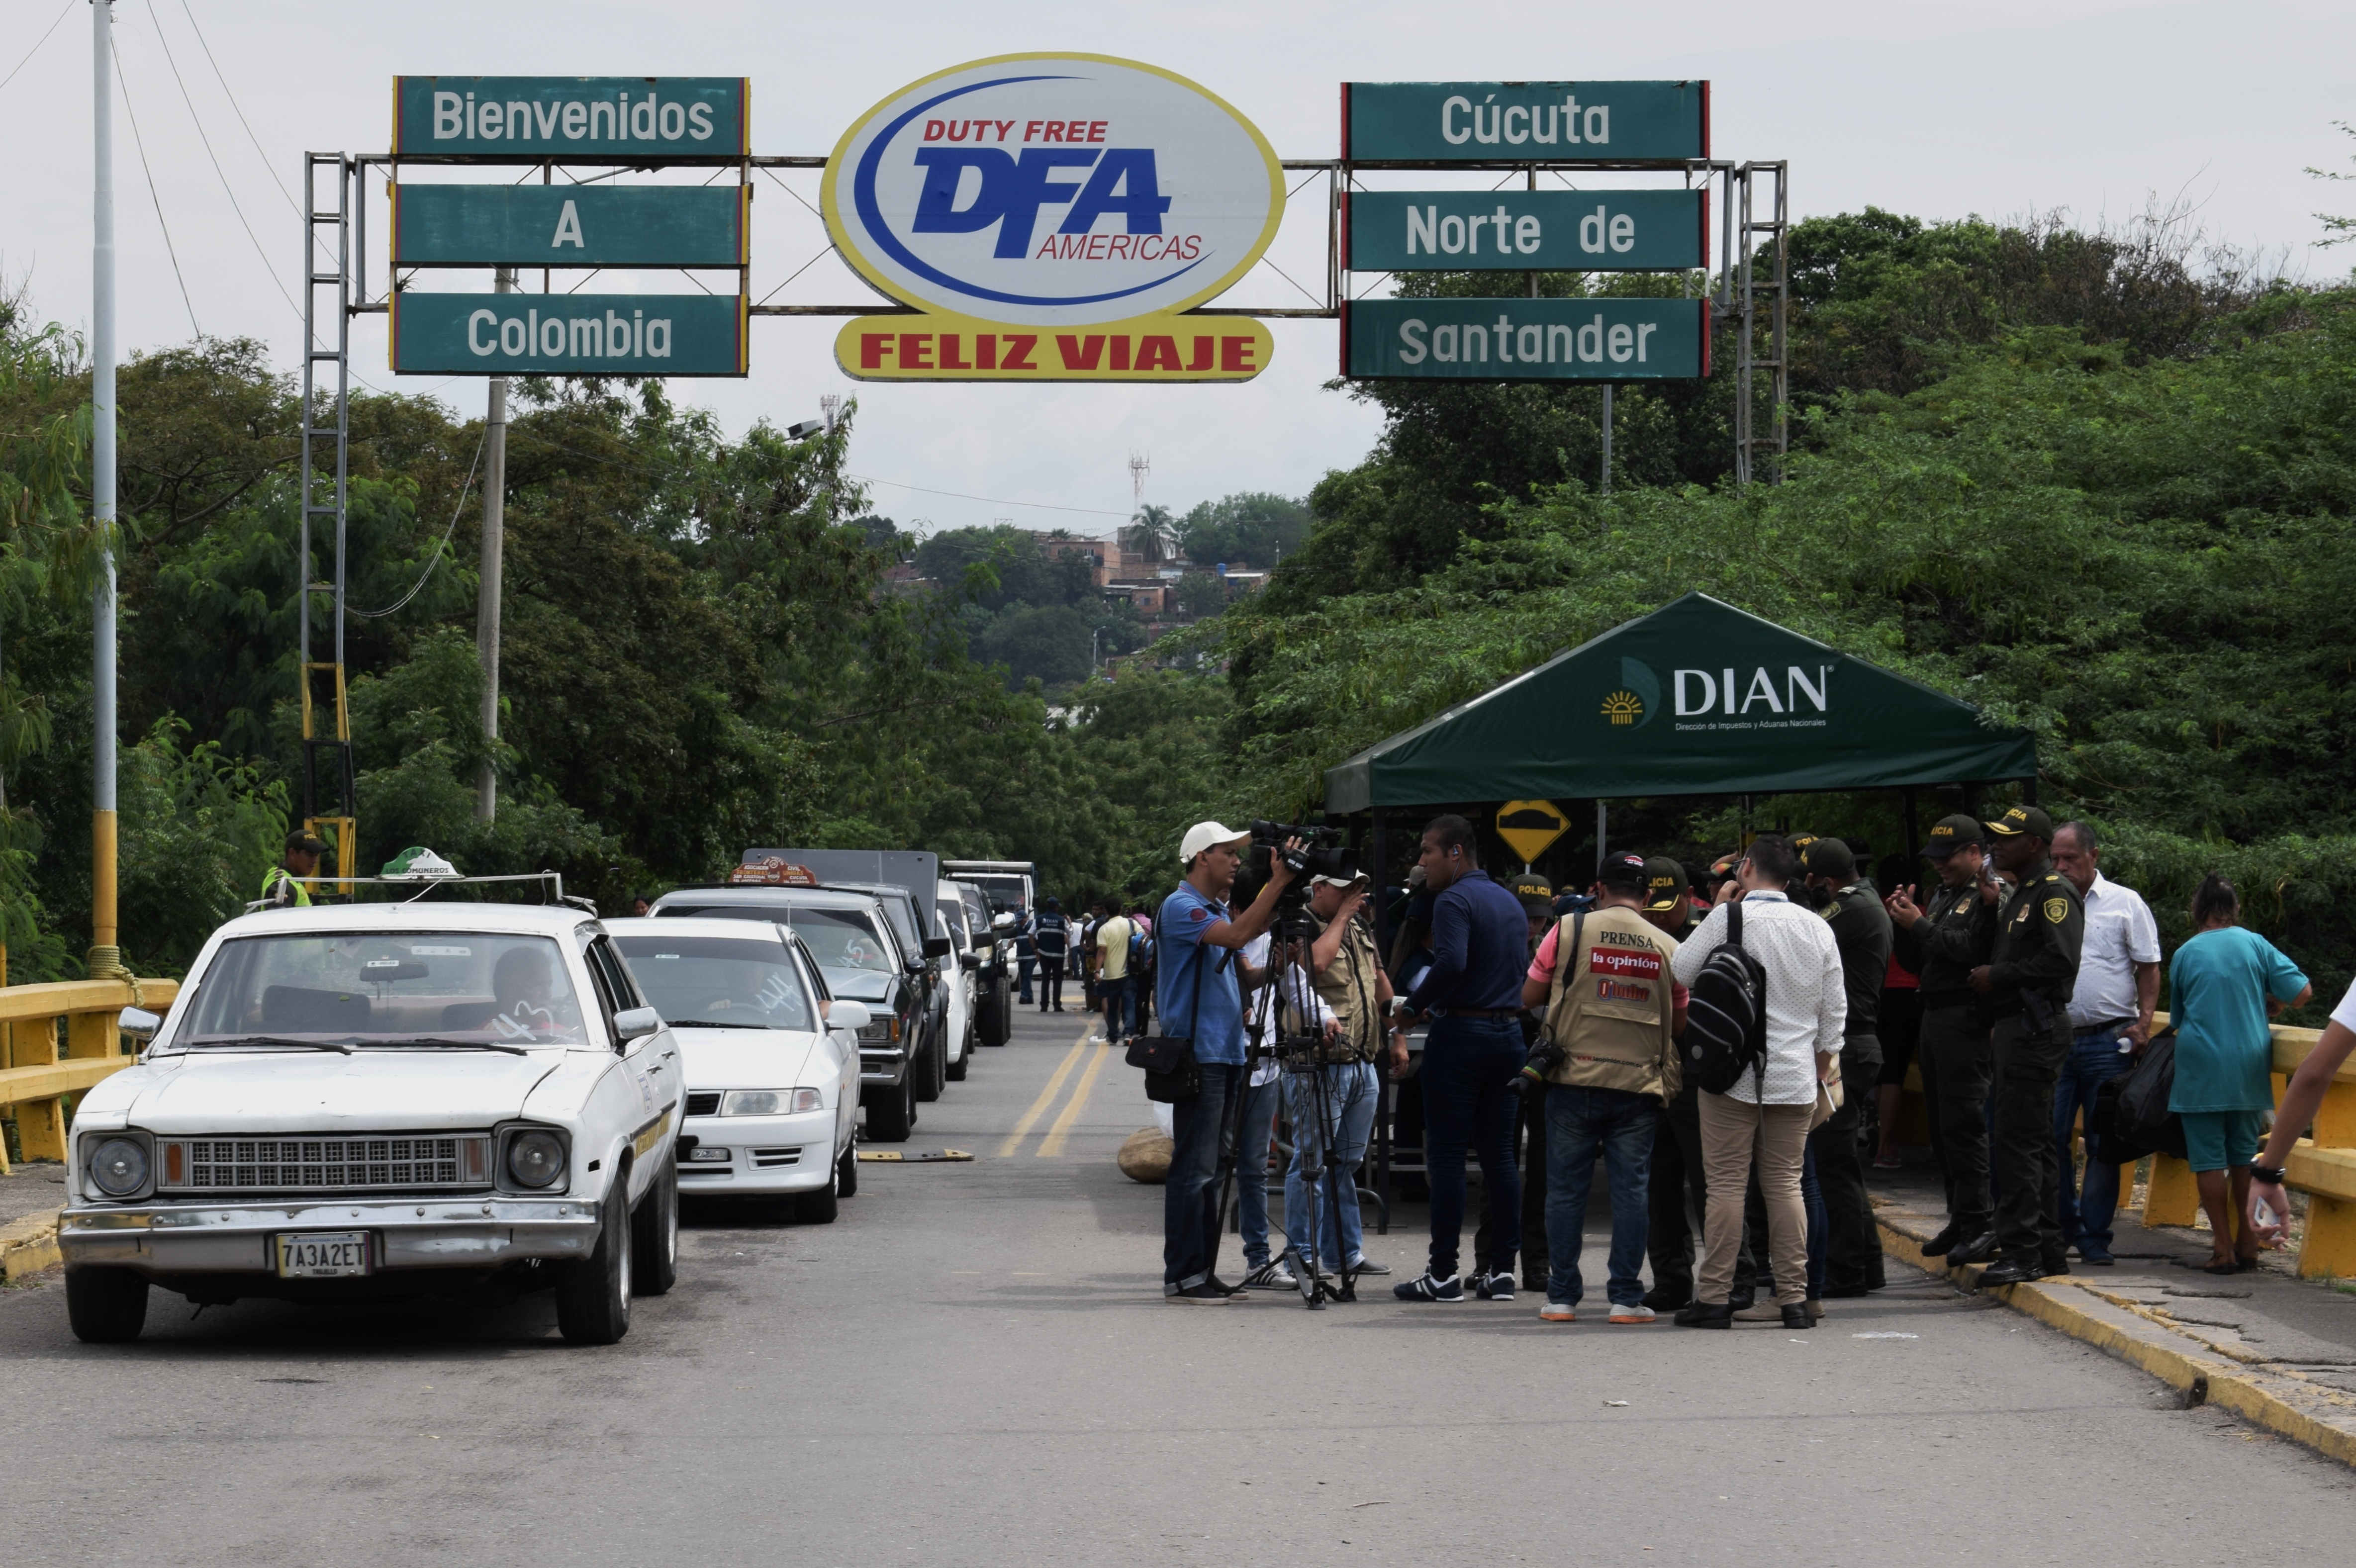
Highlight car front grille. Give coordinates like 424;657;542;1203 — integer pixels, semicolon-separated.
684;1092;723;1117
156;1134;494;1196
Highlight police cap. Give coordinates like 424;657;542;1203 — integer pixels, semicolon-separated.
1919;813;1983;859
1984;804;2056;841
1801;837;1856;880
1642;856;1689;913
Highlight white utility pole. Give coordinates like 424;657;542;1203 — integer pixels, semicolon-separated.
91;0;120;967
475;267;511;821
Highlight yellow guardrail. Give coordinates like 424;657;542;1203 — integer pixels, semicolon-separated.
0;977;181;1176
2136;1019;2356;1278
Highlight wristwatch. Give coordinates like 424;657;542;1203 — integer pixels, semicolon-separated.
2252;1161;2288;1187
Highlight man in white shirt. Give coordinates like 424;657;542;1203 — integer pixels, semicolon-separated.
1668;834;1846;1330
1233;930;1339;1292
2049;821;2161;1265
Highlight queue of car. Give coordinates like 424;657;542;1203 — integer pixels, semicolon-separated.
55;848;1021;1347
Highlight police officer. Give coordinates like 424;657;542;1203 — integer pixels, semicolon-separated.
1473;872;1562;1289
1885;815;2000;1265
1969;805;2084;1285
1637;856;1712;1312
261;830;328;908
1803;837;1892;1296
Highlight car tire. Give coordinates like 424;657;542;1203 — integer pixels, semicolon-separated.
796;1159;841;1224
557;1180;633;1345
864;1074;915;1142
629;1160;678;1297
838;1136;859;1198
913;1034;943;1103
978;977;1010;1046
945;1022;971;1082
65;1265;148;1344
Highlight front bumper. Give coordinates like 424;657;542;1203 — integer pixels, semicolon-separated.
59;1195;602;1276
676;1110;834;1194
859;1044;910;1085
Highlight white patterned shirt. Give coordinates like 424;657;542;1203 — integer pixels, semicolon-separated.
2067;872;2161;1031
1671;891;1846;1106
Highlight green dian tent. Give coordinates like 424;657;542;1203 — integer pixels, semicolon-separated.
1323;592;2037;813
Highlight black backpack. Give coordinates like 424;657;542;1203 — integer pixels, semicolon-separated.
1683;900;1769;1095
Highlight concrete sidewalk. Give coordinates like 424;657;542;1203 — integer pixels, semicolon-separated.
1870;1156;2356;1464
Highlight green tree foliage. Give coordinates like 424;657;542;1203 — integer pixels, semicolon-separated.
1175;491;1309;568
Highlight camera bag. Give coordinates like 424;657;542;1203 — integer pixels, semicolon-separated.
1125;920;1215;1104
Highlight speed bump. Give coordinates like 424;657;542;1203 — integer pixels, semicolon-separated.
856;1149;974;1163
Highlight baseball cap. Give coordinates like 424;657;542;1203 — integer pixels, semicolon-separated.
1801;838;1856;880
1984;805;2055;840
1178;820;1250;865
1642;856;1689;912
1920;813;1983;858
1311;870;1369;889
1788;830;1822;857
1597;850;1650;889
285;830;330;854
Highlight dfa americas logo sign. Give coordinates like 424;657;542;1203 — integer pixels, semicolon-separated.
821;54;1282;381
1602;659;1836;733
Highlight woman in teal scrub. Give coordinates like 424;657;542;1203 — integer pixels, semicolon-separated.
2168;876;2311;1273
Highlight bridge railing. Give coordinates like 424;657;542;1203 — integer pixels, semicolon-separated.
0;978;182;1175
2137;1020;2356;1278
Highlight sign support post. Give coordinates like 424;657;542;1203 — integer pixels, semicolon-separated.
476;266;510;823
90;0;119;975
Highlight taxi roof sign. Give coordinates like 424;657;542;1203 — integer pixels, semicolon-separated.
728;857;820;887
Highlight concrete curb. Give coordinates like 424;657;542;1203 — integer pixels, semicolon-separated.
1878;1211;2356;1468
0;1209;60;1284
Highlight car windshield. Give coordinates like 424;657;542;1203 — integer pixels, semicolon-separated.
661;903;898;994
612;934;816;1032
177;933;589;1048
963;875;1026;913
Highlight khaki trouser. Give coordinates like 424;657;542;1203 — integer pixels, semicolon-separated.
1698;1092;1812;1307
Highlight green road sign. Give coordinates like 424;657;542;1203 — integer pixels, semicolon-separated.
393;77;748;161
392;184;748;268
1342;81;1707;164
391;292;748;376
1347;189;1703;273
1345;297;1708;381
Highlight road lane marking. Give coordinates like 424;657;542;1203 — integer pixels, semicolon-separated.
996;1028;1094;1157
1036;1043;1112;1157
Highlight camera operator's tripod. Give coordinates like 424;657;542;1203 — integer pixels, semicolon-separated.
1212;914;1360;1309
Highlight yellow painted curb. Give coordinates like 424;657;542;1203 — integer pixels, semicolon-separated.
1878;1216;2356;1469
0;1209;61;1284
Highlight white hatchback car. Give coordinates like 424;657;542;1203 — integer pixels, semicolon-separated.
603;918;864;1221
59;902;680;1346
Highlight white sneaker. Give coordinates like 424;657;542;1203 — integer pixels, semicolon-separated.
1607;1302;1657;1325
1538;1300;1577;1322
1241;1260;1297;1291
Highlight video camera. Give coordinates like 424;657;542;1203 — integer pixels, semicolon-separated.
1247;820;1358;886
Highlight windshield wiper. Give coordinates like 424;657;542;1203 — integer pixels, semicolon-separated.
190;1035;355;1055
368;1037;535;1056
661;1019;765;1030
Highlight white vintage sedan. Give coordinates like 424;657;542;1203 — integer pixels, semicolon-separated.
602;918;864;1220
59;902;681;1346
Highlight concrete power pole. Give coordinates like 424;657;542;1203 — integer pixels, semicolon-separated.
475;268;511;822
90;0;121;975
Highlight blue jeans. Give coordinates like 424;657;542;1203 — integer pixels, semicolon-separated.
1017;957;1035;1005
1233;1075;1285;1268
1283;1061;1380;1270
2055;1026;2134;1251
1100;975;1134;1038
1543;1084;1658;1308
1164;1063;1244;1291
1421;1015;1525;1280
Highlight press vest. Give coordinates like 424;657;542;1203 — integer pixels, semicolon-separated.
1540;905;1681;1102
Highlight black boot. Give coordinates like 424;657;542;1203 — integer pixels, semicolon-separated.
1674;1301;1734;1329
1780;1302;1813;1329
1920;1220;1962;1257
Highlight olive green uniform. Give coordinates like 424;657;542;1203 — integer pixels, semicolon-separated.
1984;859;2084;1269
1814;881;1893;1288
1894;883;1996;1233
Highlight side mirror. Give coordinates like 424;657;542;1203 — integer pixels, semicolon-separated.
923;936;953;959
613;1006;662;1042
826;1000;872;1033
119;1007;162;1041
958;951;982;970
993;911;1017;931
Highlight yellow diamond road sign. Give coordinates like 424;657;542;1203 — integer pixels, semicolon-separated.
1496;800;1570;864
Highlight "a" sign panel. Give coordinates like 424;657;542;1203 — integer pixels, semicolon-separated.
392;184;748;268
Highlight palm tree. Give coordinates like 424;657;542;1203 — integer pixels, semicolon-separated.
1122;504;1179;566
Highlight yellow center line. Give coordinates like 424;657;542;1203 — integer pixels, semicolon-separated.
995;1027;1095;1157
1036;1043;1113;1158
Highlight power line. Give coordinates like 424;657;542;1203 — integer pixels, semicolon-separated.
110;40;201;337
0;0;73;96
352;427;485;618
137;2;300;322
170;0;297;216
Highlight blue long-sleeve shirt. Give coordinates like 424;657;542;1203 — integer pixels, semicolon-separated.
1403;870;1528;1014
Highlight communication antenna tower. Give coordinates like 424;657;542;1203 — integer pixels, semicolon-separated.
1129;451;1150;508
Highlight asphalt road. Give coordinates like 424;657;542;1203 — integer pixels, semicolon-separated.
9;1002;2356;1566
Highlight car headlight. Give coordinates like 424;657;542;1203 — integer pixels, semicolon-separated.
858;1016;899;1044
86;1136;150;1199
504;1129;568;1189
722;1089;823;1115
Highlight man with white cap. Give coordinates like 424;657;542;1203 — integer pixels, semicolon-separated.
1159;821;1302;1302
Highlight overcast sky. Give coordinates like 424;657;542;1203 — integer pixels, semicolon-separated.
2;1;2349;537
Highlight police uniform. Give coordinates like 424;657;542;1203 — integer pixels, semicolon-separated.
1806;838;1893;1293
1474;874;1563;1287
259;830;329;908
1979;807;2084;1277
1892;813;1999;1249
1635;856;1723;1310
